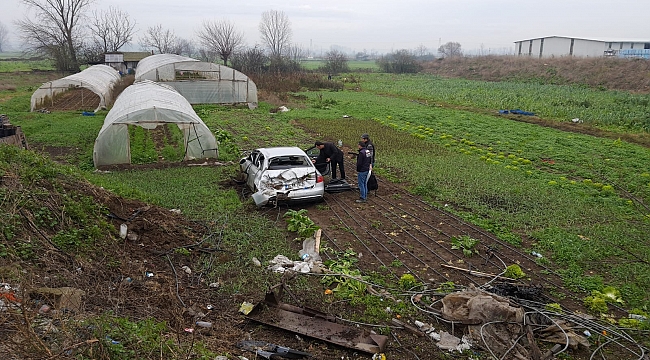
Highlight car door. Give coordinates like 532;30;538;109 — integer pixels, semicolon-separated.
305;146;330;176
244;151;263;191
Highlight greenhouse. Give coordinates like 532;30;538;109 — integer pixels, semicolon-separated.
93;80;218;167
135;54;258;108
30;65;121;112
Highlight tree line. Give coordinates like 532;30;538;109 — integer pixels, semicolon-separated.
3;0;463;75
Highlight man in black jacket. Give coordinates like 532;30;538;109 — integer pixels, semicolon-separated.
314;141;346;180
361;133;375;167
356;141;372;203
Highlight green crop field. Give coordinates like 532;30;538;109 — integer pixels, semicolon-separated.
359;73;650;131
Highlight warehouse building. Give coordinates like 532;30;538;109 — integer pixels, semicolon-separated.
514;36;650;58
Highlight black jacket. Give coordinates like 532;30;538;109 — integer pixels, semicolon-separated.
365;140;376;164
316;142;343;163
356;148;372;172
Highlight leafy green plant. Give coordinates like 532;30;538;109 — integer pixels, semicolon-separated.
544;303;563;313
584;294;609;314
451;235;479;257
435;281;457;293
322;249;367;299
284;209;320;238
584;286;625;314
398;273;420;290
503;264;526;279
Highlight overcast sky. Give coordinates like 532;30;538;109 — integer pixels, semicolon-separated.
2;0;649;55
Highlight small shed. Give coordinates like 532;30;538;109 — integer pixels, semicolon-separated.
105;51;152;74
93;80;218;167
134;54;258;108
30;65;121;112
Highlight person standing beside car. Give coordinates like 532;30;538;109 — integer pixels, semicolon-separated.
361;133;375;167
313;141;346;180
356;141;372;203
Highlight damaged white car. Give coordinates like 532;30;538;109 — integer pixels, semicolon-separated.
239;147;325;206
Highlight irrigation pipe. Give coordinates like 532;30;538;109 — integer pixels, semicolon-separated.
166;255;186;308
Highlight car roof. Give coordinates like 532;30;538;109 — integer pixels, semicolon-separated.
256;147;308;157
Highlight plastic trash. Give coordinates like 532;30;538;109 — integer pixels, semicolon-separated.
252;257;261;267
195;321;212;328
239;302;254;315
119;223;127;239
337;139;343;147
583;330;591;337
531;251;543;258
299;237;321;262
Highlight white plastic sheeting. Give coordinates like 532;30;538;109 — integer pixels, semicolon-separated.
135;54;258;108
93;80;218;167
30;65;121;112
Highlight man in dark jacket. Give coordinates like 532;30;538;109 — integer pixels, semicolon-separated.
314;141;345;180
361;133;375;167
356;141;372;203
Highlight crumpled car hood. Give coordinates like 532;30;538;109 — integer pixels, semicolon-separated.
252;168;317;206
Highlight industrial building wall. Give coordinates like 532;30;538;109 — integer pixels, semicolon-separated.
572;39;607;57
541;37;573;57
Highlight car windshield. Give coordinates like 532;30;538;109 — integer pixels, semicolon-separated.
267;155;312;170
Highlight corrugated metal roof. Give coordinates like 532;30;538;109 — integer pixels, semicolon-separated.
514;36;650;43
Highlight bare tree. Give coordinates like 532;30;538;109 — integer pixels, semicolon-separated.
89;6;136;53
231;45;268;75
16;0;95;71
197;47;219;63
0;21;9;52
324;49;349;74
376;49;421;73
139;24;179;54
415;44;428;58
174;38;195;57
259;10;292;57
438;41;463;58
196;19;243;65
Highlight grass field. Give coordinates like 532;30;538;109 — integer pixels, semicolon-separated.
300;59;379;71
359;73;650;131
1;67;649;357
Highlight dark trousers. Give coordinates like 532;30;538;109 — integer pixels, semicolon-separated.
331;158;345;179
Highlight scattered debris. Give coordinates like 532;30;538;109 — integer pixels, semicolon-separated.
181;266;192;275
267;254;323;274
239;302;254;315
571;118;583;123
499;109;535;116
324;178;353;193
252;257;262;267
539;320;590;350
169;209;182;214
119;223;128;239
31;287;85;313
246;290;388;354
0;114;29;149
237;340;311;359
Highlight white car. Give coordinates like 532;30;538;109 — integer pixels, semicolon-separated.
239;147;326;206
